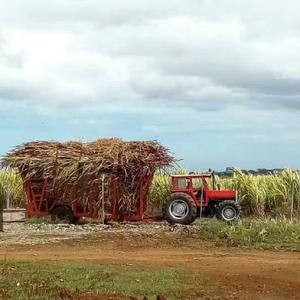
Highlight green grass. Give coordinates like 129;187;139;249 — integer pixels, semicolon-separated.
0;260;185;299
197;217;300;250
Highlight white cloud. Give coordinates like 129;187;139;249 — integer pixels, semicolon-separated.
0;0;300;113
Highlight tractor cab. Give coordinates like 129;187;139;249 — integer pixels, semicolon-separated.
163;171;241;224
171;173;214;194
171;172;237;201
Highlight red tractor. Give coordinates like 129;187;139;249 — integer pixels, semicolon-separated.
163;172;241;224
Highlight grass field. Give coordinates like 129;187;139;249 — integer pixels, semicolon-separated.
198;217;300;250
0;260;184;299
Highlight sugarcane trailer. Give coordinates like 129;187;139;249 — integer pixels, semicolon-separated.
21;170;240;224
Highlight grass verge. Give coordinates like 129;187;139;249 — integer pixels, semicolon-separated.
197;217;300;250
0;260;186;299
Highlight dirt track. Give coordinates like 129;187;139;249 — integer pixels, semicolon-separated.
1;224;300;299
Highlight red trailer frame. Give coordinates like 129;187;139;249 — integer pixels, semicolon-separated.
22;172;154;222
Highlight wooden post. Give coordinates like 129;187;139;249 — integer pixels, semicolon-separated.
101;174;105;224
0;197;3;232
6;189;10;209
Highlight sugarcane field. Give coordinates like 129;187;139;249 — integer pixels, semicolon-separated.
1;1;300;299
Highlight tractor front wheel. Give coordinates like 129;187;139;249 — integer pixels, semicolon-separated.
163;193;197;225
216;200;241;222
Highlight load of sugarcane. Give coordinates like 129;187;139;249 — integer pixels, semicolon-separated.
2;138;174;216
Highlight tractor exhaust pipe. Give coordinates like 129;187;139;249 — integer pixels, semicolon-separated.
212;170;216;190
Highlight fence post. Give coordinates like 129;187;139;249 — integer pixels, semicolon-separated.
0;197;3;232
6;189;11;209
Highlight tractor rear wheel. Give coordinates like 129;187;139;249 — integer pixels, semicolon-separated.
163;192;197;225
216;200;241;222
51;206;74;224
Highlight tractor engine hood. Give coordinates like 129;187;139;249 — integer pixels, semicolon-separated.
206;189;237;200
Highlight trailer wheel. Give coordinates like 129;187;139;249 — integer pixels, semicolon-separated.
216;200;241;222
51;206;74;224
73;217;80;224
163;192;197;225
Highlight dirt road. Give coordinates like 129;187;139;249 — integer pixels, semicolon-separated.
1;226;300;299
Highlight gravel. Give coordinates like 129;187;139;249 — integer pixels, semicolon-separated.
0;221;199;246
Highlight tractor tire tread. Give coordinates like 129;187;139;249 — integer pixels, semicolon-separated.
216;200;241;221
163;192;197;225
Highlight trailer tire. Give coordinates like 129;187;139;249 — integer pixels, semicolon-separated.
51;206;74;224
163;193;197;225
216;200;241;222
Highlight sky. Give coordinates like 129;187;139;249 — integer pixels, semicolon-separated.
0;0;300;171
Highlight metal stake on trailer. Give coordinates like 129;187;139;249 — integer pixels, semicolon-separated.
101;174;105;224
